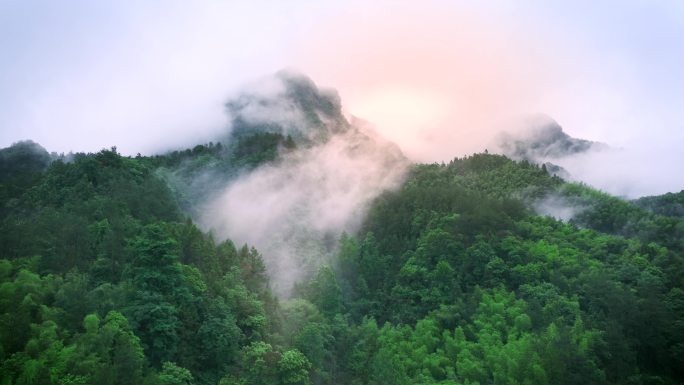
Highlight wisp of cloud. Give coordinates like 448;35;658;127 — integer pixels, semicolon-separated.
198;73;408;295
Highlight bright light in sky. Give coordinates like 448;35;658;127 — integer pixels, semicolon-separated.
1;0;683;196
347;87;450;152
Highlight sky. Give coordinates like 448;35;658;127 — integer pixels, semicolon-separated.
1;0;683;197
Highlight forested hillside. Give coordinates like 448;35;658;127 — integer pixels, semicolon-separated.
634;190;684;219
327;155;684;384
0;145;290;385
0;70;681;385
3;0;684;381
1;138;683;385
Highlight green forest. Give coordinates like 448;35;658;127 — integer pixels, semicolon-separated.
1;135;683;385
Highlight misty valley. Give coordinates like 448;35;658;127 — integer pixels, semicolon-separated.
1;73;684;385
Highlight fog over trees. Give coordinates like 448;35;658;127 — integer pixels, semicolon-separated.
1;74;683;385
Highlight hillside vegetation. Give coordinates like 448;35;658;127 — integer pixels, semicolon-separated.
1;140;683;385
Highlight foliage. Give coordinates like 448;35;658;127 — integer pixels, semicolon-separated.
1;143;682;385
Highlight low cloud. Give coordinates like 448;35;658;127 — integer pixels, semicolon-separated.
546;147;684;198
532;193;587;222
493;114;684;198
198;73;408;295
294;2;684;198
2;1;682;199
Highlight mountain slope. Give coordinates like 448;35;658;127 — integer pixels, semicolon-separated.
633;190;684;218
324;154;684;384
0;74;683;385
156;72;408;294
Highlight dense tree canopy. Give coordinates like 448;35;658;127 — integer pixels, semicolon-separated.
0;141;682;385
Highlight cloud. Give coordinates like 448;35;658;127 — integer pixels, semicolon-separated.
1;0;682;199
291;1;684;197
494;115;683;198
0;1;312;155
533;194;587;223
496;115;603;161
292;2;568;161
547;146;684;198
198;74;408;295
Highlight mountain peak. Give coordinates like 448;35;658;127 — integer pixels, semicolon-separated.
225;71;349;144
498;115;604;161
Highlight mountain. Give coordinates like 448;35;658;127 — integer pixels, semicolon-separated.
226;70;350;143
0;74;683;385
498;114;605;161
157;71;408;294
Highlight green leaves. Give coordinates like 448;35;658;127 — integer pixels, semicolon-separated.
1;141;683;385
158;362;195;385
278;350;312;385
304;266;343;318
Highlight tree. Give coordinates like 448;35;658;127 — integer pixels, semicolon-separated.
306;266;343;317
72;311;147;385
279;349;312;385
127;223;183;295
240;342;279;385
158;362;195;385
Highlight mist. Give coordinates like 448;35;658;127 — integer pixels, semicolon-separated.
493;115;683;198
545;147;684;198
197;73;408;295
293;1;684;198
1;1;683;199
532;194;587;223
